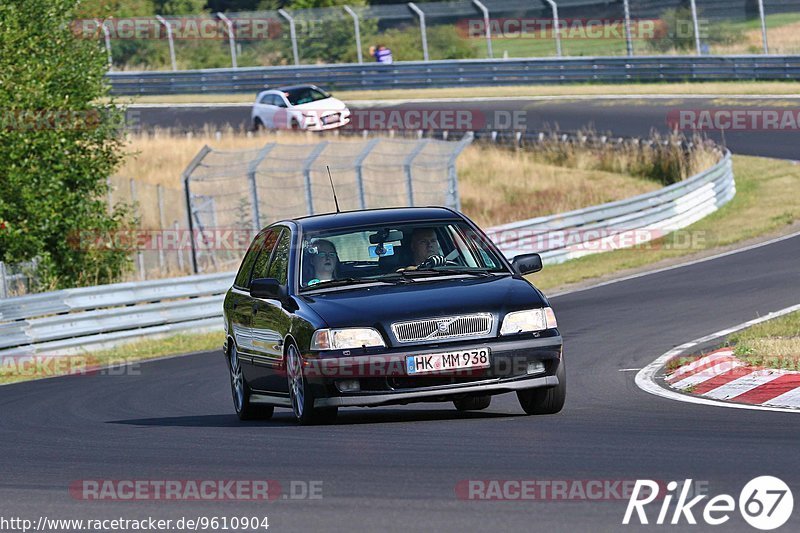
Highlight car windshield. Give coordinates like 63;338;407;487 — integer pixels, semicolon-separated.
284;87;331;106
299;221;507;290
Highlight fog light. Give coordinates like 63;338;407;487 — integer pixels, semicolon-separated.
336;379;361;393
526;361;545;375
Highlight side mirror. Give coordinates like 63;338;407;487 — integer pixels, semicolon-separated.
250;278;284;300
511;253;543;275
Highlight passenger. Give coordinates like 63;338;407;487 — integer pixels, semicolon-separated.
306;239;339;285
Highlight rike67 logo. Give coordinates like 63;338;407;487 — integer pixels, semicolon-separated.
623;477;793;530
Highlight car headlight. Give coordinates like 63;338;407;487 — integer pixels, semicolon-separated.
311;328;386;350
500;307;557;335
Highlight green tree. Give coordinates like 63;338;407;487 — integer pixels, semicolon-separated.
0;0;134;289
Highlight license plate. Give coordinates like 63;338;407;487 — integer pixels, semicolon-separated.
322;114;339;125
406;348;490;375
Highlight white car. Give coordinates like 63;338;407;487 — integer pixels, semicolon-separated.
251;85;351;132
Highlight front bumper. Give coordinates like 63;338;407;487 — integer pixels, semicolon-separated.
306;335;562;408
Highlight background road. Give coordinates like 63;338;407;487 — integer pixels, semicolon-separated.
1;234;798;532
128;97;800;160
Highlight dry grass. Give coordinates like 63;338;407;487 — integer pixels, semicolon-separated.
116;130;680;228
457;146;660;227
713;21;800;55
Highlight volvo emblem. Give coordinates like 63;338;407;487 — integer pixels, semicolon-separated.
437;321;450;334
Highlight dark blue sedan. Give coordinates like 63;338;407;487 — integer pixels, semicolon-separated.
223;207;564;424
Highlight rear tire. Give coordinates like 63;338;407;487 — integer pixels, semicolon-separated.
252;117;264;132
453;394;491;411
517;360;566;415
286;343;338;425
229;344;274;421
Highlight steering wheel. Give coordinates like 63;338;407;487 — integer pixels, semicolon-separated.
417;253;459;269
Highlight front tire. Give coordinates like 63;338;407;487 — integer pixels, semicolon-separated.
230;344;274;421
286;344;337;425
517;360;566;415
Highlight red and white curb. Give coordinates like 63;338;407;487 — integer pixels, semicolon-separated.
665;348;800;409
636;303;800;413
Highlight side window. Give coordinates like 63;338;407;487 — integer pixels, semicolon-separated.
274;95;287;108
234;230;272;289
258;93;271;104
249;230;280;283
267;229;291;285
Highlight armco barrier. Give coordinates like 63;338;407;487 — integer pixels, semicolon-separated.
490;151;735;262
107;56;800;95
0;152;734;357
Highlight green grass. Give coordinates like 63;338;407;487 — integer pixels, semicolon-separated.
528;155;800;292
728;311;800;370
0;331;224;385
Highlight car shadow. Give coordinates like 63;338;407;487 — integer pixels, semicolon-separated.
108;409;518;428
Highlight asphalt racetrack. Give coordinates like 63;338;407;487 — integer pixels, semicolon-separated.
1;233;798;531
1;96;798;532
128;96;800;160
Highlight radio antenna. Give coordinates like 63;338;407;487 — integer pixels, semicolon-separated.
327;165;341;213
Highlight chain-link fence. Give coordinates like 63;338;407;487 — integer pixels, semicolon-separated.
89;0;800;71
183;134;473;274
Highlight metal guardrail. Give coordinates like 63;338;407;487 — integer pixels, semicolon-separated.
107;56;800;95
0;273;233;356
0;151;734;357
488;151;735;262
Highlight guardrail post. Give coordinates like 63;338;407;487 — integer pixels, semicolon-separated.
757;0;769;54
353;138;380;209
622;0;633;56
279;9;300;66
129;179;146;280
98;19;113;70
155;15;177;71
157;184;166;271
403;139;430;206
302;142;329;215
472;0;493;59
0;261;8;299
343;6;363;64
174;220;185;273
247;143;277;230
217;13;238;69
688;0;701;55
407;3;430;62
446;132;474;210
543;0;562;57
181;145;211;274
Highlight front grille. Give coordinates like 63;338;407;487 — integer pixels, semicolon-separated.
391;313;493;343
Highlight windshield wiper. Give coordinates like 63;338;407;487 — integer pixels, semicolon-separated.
300;277;366;290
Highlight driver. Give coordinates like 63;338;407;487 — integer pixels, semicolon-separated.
306;239;339;285
397;227;445;271
410;227;442;264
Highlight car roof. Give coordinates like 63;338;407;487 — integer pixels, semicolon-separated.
279;207;463;233
277;84;321;92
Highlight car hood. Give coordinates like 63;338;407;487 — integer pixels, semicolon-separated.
292;97;346;111
301;275;547;343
